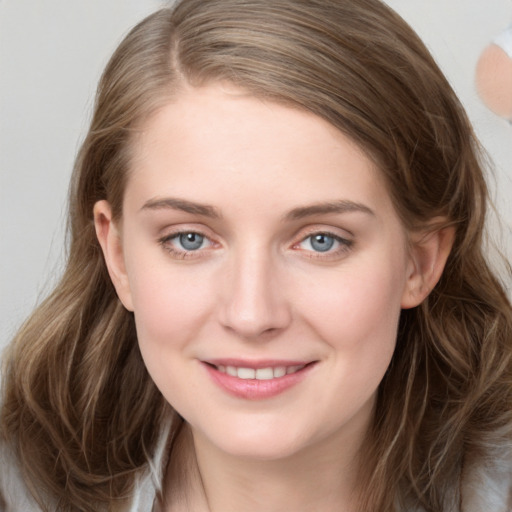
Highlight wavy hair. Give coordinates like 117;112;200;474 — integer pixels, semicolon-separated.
2;1;511;510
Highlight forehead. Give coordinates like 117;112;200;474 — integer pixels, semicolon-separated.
126;84;393;219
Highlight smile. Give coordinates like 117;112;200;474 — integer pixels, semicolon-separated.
202;360;317;400
215;364;306;380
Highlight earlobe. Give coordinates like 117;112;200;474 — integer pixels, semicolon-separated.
93;200;134;311
401;224;455;309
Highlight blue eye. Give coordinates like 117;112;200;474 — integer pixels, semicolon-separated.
309;234;336;252
296;232;352;256
176;232;206;251
159;230;215;260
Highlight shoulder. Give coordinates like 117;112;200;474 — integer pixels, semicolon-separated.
130;419;173;512
462;449;512;512
492;25;512;59
397;448;512;512
0;439;41;512
0;438;161;512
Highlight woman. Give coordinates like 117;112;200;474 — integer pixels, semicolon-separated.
1;0;511;510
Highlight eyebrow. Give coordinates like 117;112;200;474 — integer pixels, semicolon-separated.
284;200;375;221
140;197;374;221
141;197;222;218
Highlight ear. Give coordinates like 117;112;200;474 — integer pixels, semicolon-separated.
93;200;134;311
401;223;455;309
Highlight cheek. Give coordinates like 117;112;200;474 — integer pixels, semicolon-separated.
125;252;216;355
300;259;406;342
296;254;407;401
126;262;217;410
297;264;405;420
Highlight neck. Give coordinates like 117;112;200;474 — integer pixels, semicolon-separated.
162;422;365;512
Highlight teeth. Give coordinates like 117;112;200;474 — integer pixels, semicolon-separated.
286;365;303;374
216;364;305;379
255;368;274;380
274;366;286;378
237;367;256;379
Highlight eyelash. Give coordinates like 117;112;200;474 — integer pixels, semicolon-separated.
159;231;216;260
158;229;353;260
293;231;353;260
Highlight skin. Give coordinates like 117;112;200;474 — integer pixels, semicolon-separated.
476;43;512;120
94;84;453;512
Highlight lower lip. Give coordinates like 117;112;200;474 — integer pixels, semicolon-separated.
203;363;316;400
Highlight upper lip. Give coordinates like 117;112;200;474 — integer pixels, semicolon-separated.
203;358;316;369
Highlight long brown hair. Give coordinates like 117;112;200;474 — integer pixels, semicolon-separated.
2;1;511;511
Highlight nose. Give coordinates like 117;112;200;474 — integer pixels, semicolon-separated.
218;246;292;340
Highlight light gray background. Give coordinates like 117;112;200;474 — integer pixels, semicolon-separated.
1;0;512;349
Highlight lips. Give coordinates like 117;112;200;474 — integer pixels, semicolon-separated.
214;364;306;380
202;359;316;400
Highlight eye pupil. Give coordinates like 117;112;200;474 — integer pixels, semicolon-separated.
179;232;204;250
311;234;335;252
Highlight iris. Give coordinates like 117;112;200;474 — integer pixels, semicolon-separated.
179;233;204;251
310;234;335;252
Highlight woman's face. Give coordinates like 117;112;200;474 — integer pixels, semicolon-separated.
99;84;420;461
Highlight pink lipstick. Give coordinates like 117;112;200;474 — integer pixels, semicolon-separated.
202;359;317;400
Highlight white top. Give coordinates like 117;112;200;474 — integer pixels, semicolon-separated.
493;26;512;59
0;447;160;512
0;425;168;512
1;438;511;511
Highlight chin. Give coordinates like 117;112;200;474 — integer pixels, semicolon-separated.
216;436;308;461
195;410;346;464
